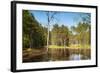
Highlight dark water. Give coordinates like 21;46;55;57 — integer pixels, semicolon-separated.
23;48;91;62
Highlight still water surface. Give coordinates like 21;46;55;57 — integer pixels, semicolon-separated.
23;48;91;62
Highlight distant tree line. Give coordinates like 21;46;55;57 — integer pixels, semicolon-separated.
71;22;91;45
51;24;69;46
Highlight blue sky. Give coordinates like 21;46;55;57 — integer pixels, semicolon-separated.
29;10;90;30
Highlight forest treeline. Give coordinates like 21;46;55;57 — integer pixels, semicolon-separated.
23;10;91;49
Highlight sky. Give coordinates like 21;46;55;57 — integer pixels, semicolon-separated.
29;10;90;30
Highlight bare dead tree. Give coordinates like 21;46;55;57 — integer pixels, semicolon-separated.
45;11;58;52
